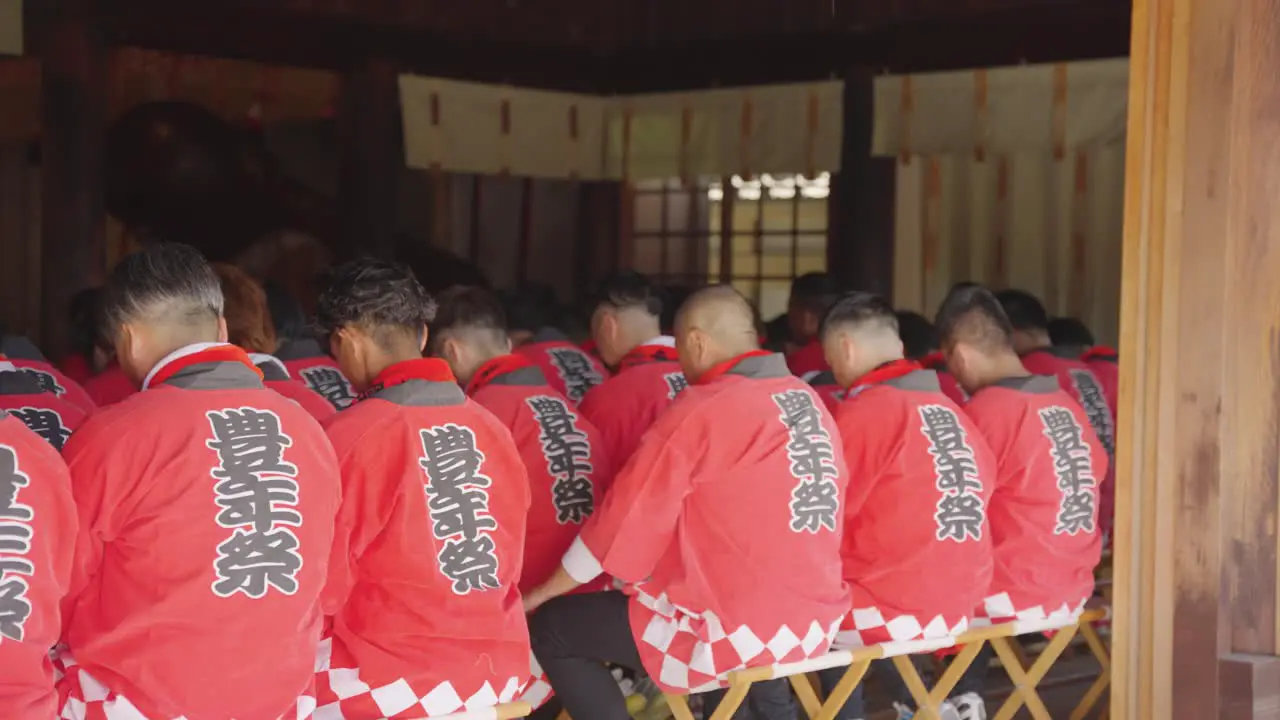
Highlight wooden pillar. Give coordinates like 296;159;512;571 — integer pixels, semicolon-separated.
828;67;895;296
40;0;105;356
1115;0;1280;716
338;56;400;260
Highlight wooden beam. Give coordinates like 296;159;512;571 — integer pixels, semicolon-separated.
337;56;399;260
40;0;105;356
1114;0;1280;715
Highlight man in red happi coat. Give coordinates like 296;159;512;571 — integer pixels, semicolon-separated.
784;273;843;379
940;287;1107;625
432;286;614;595
0;410;78;719
577;271;687;465
315;260;532;719
816;293;996;720
931;286;1109;716
0;359;87;450
266;283;358;412
525;286;850;720
433;286;616;711
0;335;96;415
997;290;1116;535
58;243;341;720
1048;316;1120;419
505;287;609;406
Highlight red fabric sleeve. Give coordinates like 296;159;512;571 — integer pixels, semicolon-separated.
0;425;76;718
570;417;700;585
59;414;134;628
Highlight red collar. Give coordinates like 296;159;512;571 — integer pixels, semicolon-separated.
694;349;773;385
364;358;456;398
920;351;946;370
618;343;678;371
148;345;263;388
846;358;922;392
1083;345;1118;362
466;354;534;395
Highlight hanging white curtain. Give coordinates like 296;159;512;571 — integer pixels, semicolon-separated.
876;59;1128;344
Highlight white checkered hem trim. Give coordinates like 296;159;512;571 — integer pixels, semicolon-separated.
833;606;969;651
969;592;1090;632
518;652;553;709
55;654;315;720
313;637;525;719
633;588;843;691
561;536;604;585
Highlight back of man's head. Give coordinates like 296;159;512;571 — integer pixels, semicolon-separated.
673;285;758;381
994;289;1050;332
102;243;223;343
1048;316;1096;348
593;270;663;318
819;292;902;387
789;273;843;341
895;310;940;359
431;286;510;354
212;263;276;355
935;285;1016;354
819;292;899;343
315;258;436;349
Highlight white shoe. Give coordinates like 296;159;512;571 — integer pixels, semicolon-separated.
893;701;915;719
944;692;988;720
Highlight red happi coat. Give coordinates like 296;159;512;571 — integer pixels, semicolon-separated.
919;352;970;406
1081;346;1120;421
0;412;77;719
320;359;531;719
965;375;1108;622
3;357;96;415
514;330;610;406
252;354;338;422
278;338;357;411
578;340;687;466
59;344;341;719
0;364;87;451
563;351;850;693
834;361;994;648
807;370;844;412
83;362;136;408
786;340;829;380
1021;347;1117;535
468;355;615;594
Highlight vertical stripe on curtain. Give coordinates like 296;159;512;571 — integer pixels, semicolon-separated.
892;144;1125;344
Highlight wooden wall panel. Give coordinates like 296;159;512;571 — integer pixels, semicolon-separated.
1115;0;1280;716
0;145;41;340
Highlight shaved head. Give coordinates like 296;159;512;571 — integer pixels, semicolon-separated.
934;284;1027;393
674;285;760;380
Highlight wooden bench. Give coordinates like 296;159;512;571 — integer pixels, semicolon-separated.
654;607;1110;720
437;701;533;719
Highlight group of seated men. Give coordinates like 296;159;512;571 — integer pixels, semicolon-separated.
0;242;1114;720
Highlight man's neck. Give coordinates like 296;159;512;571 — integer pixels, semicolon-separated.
971;352;1032;392
617;321;665;358
367;346;426;382
848;350;905;382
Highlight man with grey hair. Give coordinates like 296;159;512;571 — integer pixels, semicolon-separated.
57;243;341;719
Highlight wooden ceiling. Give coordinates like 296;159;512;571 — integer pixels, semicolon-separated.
26;0;1131;92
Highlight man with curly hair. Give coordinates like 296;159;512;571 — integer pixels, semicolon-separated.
314;258;532;719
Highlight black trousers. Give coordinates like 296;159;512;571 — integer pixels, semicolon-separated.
529;591;797;720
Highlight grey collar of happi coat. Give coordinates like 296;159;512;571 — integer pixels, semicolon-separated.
163;361;266;391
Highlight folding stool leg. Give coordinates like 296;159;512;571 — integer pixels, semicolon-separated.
705;681;754;720
989;625;1081;720
1069;620;1112;720
667;694;697;720
789;673;823;719
892;655;941;720
813;659;872;720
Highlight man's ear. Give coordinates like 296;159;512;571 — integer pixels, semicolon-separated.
216;316;229;343
419;325;430;354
